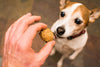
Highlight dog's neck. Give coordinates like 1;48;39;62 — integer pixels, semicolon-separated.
67;30;86;40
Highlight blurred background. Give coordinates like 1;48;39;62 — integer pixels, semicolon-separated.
0;0;100;67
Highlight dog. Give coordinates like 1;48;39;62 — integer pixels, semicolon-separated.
50;0;100;67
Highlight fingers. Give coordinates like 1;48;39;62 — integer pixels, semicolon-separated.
11;16;41;43
17;15;41;32
9;13;32;37
14;16;41;35
4;13;42;52
37;41;55;64
17;23;47;50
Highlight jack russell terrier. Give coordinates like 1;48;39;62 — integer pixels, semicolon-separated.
50;0;100;67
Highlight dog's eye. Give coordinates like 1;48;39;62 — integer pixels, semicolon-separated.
75;18;82;24
61;12;65;17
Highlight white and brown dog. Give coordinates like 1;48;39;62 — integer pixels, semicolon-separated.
50;0;100;67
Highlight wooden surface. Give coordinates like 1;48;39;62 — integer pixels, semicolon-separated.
0;0;100;67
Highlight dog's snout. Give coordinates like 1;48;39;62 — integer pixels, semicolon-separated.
57;27;65;35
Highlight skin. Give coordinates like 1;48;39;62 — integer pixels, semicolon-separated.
2;13;55;67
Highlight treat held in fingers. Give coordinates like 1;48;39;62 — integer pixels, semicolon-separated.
40;28;54;42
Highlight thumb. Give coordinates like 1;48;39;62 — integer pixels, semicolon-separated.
37;41;55;64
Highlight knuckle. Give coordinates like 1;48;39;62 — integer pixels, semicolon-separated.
21;19;30;26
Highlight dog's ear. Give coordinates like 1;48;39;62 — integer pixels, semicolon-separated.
60;0;70;10
89;8;100;23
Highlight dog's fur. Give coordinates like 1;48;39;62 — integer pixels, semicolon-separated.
50;0;100;67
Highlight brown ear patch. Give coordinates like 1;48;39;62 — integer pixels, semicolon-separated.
72;5;90;26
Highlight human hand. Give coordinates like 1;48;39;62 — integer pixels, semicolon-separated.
2;13;55;67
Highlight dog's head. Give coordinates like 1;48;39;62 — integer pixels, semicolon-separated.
51;0;100;39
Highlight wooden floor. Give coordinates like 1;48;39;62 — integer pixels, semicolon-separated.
0;0;100;67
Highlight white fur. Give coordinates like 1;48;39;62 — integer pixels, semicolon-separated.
54;29;88;54
50;3;88;67
51;3;83;37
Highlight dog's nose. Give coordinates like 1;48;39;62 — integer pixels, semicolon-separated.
57;27;65;35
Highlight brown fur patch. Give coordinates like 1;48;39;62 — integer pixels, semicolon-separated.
72;5;90;27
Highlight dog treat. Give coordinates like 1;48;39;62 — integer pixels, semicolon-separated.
40;28;54;42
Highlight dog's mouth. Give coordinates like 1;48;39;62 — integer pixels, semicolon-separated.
54;30;86;40
57;34;64;38
53;32;64;39
55;33;71;40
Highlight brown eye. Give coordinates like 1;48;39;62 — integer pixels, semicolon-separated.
75;18;82;24
61;12;65;17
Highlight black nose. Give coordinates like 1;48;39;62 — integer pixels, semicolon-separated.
57;27;65;35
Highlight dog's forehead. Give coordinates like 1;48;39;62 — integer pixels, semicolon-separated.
62;2;90;25
63;2;89;16
62;2;83;17
63;2;82;11
72;5;90;24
